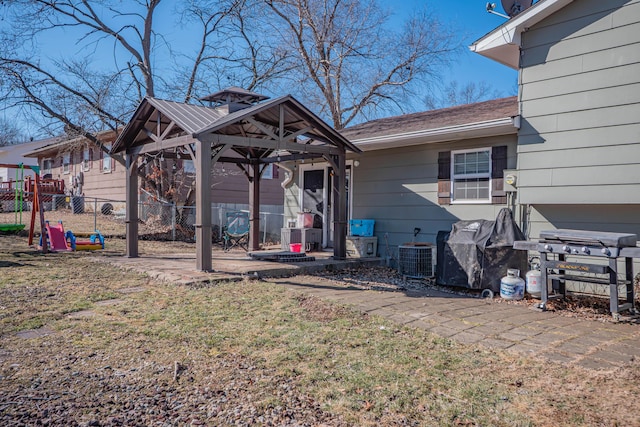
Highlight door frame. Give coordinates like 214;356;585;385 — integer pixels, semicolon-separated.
298;161;354;248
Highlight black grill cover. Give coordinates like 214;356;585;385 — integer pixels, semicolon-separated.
436;208;528;292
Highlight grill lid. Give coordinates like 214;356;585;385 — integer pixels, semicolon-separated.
539;229;638;248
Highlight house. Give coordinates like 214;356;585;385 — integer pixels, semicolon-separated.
282;97;520;251
470;0;640;238
0;138;57;182
283;0;640;261
23;130;122;202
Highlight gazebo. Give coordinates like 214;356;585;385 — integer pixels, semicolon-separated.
111;87;361;271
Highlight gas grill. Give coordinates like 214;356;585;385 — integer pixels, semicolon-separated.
514;229;640;319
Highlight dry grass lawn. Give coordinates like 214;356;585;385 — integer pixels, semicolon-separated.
1;233;640;426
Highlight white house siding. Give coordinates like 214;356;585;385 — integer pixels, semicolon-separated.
517;0;640;210
281;134;518;252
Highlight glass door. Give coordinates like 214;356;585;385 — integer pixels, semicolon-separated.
301;165;352;248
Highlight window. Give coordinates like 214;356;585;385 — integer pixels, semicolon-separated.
102;144;112;172
262;164;274;179
451;148;491;202
182;160;196;175
437;146;508;205
83;147;91;171
43;159;53;176
63;153;71;174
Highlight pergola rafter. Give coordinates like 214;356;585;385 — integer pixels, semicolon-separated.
112;88;361;271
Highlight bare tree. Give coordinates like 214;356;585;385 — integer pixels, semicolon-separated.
424;80;507;110
0;118;28;147
261;0;459;129
0;0;246;148
0;0;254;203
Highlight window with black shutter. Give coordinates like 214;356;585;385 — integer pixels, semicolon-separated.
437;145;508;205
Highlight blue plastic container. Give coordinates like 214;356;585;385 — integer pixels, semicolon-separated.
349;219;375;237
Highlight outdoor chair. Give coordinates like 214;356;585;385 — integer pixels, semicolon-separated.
222;211;250;251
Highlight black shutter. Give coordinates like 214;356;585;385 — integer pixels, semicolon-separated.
491;145;508;204
437;151;451;205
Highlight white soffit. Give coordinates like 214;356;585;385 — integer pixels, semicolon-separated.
470;0;575;69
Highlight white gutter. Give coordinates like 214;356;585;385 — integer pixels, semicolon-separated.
352;116;519;151
470;0;575;68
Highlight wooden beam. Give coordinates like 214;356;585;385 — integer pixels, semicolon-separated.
246;117;279;141
128;134;197;156
125;153;139;258
195;139;213;271
249;162;261;251
201;134;341;155
332;152;347;260
283;126;314;143
262;153;325;163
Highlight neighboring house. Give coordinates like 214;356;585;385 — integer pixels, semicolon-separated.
24;131;122;202
283;97;520;250
471;0;640;238
23;130;284;210
0;138;57;182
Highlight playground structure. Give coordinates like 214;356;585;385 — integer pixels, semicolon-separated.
65;229;105;251
0;163;27;232
1;163;104;253
0;163;48;249
41;220;104;252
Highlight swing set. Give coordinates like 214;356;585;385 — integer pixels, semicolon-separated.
0;163;51;252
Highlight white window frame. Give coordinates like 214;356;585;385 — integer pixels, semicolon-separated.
102;144;112;173
43;158;53;176
451;147;492;204
82;147;91;172
62;153;71;174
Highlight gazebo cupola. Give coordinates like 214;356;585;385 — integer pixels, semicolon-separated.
199;86;270;114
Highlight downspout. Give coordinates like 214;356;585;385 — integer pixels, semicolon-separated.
279;163;295;189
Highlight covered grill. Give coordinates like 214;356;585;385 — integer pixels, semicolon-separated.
514;229;640;319
437;208;528;293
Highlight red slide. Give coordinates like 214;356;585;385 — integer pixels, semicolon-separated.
45;221;72;252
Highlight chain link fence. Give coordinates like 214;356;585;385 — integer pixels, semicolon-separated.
1;191;284;247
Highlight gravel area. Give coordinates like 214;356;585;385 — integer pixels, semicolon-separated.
1;348;345;427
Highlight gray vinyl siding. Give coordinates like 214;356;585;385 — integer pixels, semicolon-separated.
517;0;640;205
282;135;518;252
349;135;517;250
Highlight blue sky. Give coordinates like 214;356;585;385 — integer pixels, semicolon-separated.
3;0;518;138
396;0;518;97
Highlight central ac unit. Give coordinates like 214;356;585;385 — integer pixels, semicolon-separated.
398;243;436;279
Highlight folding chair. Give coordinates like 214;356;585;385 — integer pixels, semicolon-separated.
223;211;250;251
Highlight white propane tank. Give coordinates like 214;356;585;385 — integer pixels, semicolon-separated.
500;269;525;300
526;268;542;298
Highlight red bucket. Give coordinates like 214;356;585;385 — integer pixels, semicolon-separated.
289;243;302;253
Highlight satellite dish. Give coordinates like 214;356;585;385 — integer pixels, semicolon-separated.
501;0;533;17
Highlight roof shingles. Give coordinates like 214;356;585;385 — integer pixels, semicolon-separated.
341;97;517;141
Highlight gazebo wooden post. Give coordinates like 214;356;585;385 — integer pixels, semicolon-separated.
333;151;347;260
195;139;213;271
249;162;261;251
125;152;139;258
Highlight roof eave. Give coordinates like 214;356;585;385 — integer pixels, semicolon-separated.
352;117;519;151
469;0;576;69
